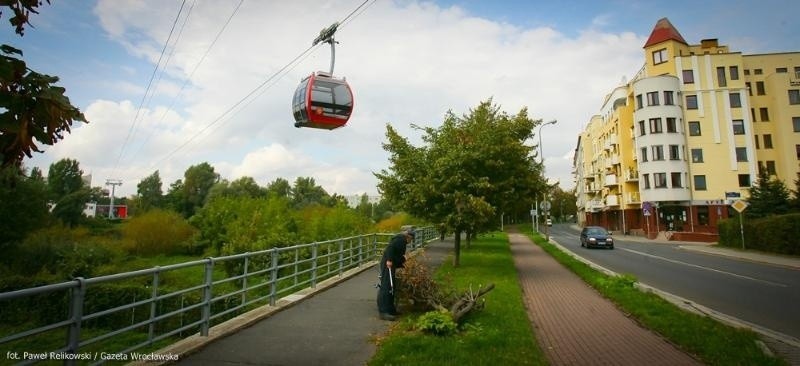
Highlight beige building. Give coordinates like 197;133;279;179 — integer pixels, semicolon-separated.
574;18;800;240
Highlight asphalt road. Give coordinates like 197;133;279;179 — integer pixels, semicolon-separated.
546;224;800;340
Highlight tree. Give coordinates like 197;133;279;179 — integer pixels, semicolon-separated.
746;171;791;218
377;99;542;266
791;164;800;212
1;2;88;168
0;165;49;251
47;158;89;226
291;176;333;208
266;177;291;199
135;170;163;212
176;162;219;217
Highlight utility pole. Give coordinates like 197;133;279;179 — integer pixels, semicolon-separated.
105;179;122;219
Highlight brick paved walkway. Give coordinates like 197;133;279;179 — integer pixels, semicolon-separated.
508;231;701;365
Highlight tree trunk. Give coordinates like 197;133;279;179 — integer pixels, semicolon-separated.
453;229;461;267
450;283;495;323
465;228;472;249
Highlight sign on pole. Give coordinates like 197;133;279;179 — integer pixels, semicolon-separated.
731;200;748;249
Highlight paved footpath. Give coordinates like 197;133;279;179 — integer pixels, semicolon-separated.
175;239;452;366
508;229;701;365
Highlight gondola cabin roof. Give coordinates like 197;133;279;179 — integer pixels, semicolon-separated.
292;71;354;130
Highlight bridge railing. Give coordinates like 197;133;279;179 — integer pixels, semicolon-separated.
0;227;437;365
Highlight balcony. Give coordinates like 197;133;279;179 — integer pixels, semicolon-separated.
610;155;620;166
625;169;639;182
586;183;600;193
588;200;604;212
627;192;641;203
608;135;618;146
604;174;619;187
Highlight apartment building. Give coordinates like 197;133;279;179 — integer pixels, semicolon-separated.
574;18;800;240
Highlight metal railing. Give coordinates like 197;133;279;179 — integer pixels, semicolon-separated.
0;227;437;365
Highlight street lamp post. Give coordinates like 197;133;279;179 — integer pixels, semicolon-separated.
537;120;557;240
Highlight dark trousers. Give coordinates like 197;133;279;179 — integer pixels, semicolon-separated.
377;264;399;314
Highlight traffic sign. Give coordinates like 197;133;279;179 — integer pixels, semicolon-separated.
541;201;551;211
643;209;651;217
731;200;748;213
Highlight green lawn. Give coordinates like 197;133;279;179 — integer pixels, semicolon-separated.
369;233;547;365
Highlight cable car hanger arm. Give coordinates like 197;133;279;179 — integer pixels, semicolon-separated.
312;22;339;75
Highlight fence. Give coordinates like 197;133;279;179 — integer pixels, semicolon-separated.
0;227;437;365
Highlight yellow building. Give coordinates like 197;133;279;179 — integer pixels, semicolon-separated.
574;18;800;240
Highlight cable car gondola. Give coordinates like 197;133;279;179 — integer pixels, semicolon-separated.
292;71;353;130
292;22;354;130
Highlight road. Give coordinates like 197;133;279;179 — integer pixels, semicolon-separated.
546;224;800;340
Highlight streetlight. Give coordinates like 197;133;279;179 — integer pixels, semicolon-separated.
537;120;557;239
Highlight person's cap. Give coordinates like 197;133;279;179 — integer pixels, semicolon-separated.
403;228;416;238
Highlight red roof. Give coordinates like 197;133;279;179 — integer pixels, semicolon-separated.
644;18;687;48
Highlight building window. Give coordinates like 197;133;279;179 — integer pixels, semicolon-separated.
653;48;668;64
730;66;739;80
754;69;763;75
647;92;659;106
643;174;651;189
671;172;682;188
729;93;741;108
756;81;765;95
744;69;751;75
686;95;698;109
793;117;800;132
697;206;709;225
797;145;800;160
738;174;751;187
682;70;694;84
760;108;769;121
652;145;665;161
746;82;752;96
790;90;800;105
766;161;776;176
649;118;663;133
755;135;760;149
694;175;707;190
638;120;646;136
736;147;748;162
732;119;745;135
654;173;667;188
688;121;701;136
669;145;680;160
640;147;648;162
636;94;643;109
691;148;703;163
717;67;727;87
776;67;788;73
751;108;757;121
666;117;677;133
764;134;773;149
664;91;674;105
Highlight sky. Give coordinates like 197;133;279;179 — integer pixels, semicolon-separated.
4;0;799;199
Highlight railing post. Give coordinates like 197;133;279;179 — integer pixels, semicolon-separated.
294;248;299;286
358;236;364;266
242;255;249;306
66;277;86;366
311;243;318;288
338;240;344;276
148;268;160;343
200;258;214;336
269;248;279;306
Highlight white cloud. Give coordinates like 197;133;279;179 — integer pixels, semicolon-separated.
31;0;647;197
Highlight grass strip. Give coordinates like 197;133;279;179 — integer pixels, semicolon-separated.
522;227;785;366
369;233;547;365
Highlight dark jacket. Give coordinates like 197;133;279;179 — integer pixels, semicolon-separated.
382;233;407;268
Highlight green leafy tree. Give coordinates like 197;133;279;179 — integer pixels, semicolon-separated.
266;177;291;198
376;99;542;266
206;176;265;202
47;158;89;226
791;165;800;212
0;165;49;251
135;170;163;212
0;2;87;168
291;176;333;208
746;171;791;218
172;162;219;217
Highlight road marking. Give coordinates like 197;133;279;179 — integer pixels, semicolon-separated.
620;248;789;287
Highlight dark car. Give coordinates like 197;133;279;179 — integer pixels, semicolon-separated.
580;226;614;249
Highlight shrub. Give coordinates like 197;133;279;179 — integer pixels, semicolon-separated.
718;213;800;255
122;209;198;256
416;310;457;336
398;255;455;312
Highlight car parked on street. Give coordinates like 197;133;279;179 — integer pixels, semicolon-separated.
580;226;614;249
546;218;552;226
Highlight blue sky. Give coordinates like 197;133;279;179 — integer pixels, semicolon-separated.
4;0;798;198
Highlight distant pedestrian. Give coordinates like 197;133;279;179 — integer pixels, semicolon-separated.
377;228;414;320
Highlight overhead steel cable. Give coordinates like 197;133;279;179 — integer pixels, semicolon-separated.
112;0;188;177
144;0;376;172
